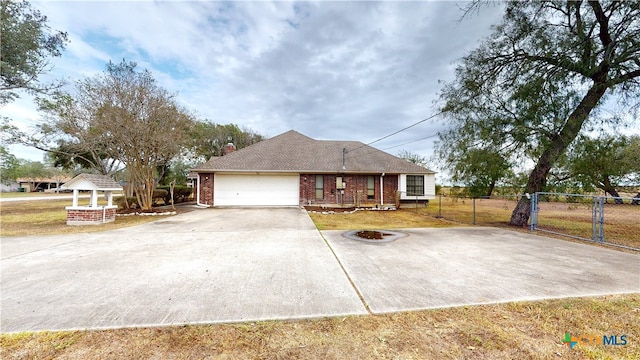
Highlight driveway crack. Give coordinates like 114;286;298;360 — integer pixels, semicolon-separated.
317;230;372;314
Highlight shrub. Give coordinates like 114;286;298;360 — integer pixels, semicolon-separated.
152;189;169;205
116;196;140;209
157;185;193;204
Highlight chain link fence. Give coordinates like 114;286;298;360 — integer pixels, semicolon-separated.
421;195;519;226
531;193;639;251
419;193;639;251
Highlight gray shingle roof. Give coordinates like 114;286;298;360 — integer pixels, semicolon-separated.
61;173;122;190
193;130;435;174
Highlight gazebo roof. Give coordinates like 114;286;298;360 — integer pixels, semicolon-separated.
60;174;122;191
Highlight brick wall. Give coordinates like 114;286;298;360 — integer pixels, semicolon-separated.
66;207;117;225
300;174;398;206
383;175;399;205
199;173;214;206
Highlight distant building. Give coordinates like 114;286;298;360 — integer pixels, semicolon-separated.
16;176;73;192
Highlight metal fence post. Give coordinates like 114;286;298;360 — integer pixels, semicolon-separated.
473;197;476;225
529;193;538;232
591;197;597;241
597;196;605;243
591;196;605;243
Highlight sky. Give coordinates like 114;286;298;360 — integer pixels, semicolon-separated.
4;0;505;174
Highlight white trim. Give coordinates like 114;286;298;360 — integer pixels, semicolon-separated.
380;173;384;205
399;174;436;200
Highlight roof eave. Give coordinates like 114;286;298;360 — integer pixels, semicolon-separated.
191;169;435;174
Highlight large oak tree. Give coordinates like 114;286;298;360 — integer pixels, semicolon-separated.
437;0;640;226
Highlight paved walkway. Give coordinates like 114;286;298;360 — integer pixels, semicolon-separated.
1;208;639;333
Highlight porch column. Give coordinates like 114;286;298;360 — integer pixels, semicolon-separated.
105;191;113;206
72;189;79;207
91;189;98;207
380;173;385;205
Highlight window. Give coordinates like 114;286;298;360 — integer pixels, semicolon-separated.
406;175;424;196
367;176;375;199
315;175;324;199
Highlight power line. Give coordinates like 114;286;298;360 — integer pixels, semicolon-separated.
349;111;443;153
344;132;440;162
381;133;439;151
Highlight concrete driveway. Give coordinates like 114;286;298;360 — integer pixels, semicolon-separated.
1;208;367;333
2;208;639;333
322;227;640;313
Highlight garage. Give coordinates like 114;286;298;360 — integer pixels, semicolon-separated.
214;173;300;206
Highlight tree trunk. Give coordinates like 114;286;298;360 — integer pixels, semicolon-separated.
601;178;623;204
486;179;496;197
509;81;608;226
169;180;176;210
510;196;531;227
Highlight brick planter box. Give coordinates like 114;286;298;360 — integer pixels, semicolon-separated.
65;206;118;226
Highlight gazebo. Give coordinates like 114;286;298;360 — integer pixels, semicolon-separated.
60;174;123;225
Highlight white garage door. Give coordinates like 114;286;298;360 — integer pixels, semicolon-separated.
214;174;299;206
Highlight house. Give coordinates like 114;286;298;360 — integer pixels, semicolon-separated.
17;176;72;192
191;130;436;207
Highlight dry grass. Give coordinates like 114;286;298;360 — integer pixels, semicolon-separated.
0;199;177;237
308;207;462;230
1;294;638;359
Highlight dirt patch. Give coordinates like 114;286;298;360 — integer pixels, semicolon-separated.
354;230;392;240
343;230;407;243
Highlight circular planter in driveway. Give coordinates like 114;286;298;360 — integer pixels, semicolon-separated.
342;230;407;243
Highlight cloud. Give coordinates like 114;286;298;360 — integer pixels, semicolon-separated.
9;1;503;163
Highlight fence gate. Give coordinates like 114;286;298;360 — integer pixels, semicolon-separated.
529;192;639;252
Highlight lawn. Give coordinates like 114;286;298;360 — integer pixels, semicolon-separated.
1;294;638;359
0;199;178;237
308;207;461;230
0;192;47;198
2;200;638;359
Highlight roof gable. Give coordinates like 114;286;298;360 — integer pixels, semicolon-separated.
61;174;123;191
193;130;434;174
